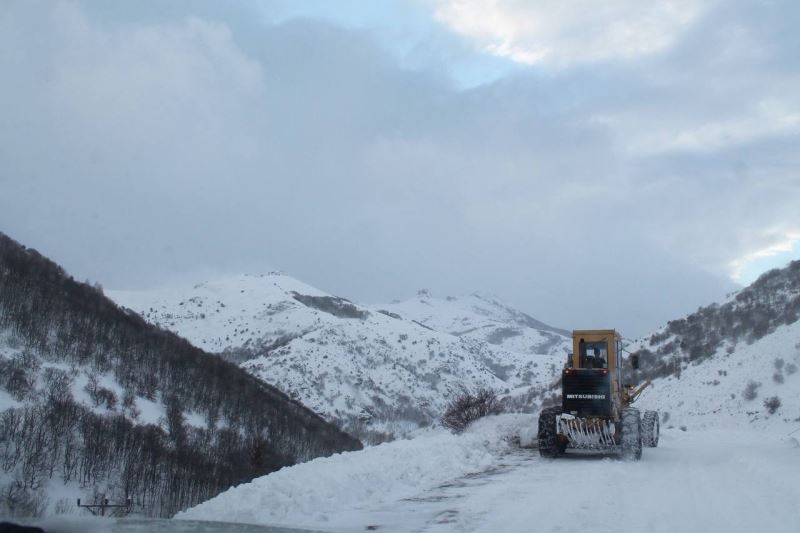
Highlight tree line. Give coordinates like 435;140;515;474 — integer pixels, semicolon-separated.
0;232;361;517
632;260;800;380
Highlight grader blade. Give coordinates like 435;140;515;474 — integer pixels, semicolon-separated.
556;414;616;450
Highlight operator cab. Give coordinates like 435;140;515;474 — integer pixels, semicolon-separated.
580;340;608;369
562;330;621;418
568;330;621;372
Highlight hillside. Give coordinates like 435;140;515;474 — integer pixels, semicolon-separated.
631;260;800;377
636;318;800;431
628;260;800;429
110;275;566;441
376;290;571;356
0;233;360;518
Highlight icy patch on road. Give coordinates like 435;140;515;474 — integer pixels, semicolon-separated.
176;414;533;529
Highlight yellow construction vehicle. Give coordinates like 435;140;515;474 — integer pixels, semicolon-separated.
537;329;659;460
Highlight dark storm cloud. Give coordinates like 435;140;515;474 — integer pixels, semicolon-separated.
1;1;797;336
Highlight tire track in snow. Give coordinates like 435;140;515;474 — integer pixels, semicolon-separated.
354;430;800;533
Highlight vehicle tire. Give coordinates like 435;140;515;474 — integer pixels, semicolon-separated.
642;410;660;448
621;408;642;461
537;406;562;458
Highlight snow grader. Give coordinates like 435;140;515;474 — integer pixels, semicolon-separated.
538;329;658;460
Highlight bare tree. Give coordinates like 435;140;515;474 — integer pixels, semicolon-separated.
441;388;502;433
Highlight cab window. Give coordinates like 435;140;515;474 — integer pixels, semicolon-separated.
579;340;608;369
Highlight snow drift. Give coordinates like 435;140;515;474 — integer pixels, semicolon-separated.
176;414;532;529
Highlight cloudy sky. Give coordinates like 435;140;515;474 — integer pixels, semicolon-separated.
1;0;799;336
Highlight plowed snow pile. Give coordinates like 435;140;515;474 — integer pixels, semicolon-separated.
176;415;533;529
178;420;800;533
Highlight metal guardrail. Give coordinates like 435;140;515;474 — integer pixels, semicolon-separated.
77;497;133;517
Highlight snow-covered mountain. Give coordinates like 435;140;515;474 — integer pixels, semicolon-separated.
110;274;567;440
172;263;800;533
376;289;571;356
0;233;358;518
631;260;800;430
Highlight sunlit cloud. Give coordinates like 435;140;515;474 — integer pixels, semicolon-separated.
595;99;800;156
730;231;800;283
433;0;712;66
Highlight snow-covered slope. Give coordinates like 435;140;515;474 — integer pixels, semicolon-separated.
635;317;800;432
111;272;333;355
630;260;800;431
0;327;170;427
110;274;564;439
0;233;359;518
377;290;571;356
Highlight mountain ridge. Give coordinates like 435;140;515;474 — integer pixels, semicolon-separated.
376;289;571;355
0;233;360;518
110;273;569;441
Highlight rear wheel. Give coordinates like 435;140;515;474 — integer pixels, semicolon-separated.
537;406;562;458
621;408;642;461
642;410;660;448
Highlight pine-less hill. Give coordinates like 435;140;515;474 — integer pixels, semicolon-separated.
376;290;571;356
110;276;566;442
0;233;361;518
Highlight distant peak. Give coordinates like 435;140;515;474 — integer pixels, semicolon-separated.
417;289;430;298
469;291;502;304
242;271;286;278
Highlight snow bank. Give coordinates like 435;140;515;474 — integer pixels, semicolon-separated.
176;414;534;529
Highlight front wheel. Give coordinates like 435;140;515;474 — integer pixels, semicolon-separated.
642;410;660;448
537;406;562;458
621;408;642;461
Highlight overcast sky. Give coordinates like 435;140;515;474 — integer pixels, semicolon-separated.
2;0;799;336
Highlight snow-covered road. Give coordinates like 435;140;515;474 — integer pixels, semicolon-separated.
180;416;800;533
365;430;800;533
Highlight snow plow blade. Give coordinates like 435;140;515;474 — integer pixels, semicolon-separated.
556;414;617;450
